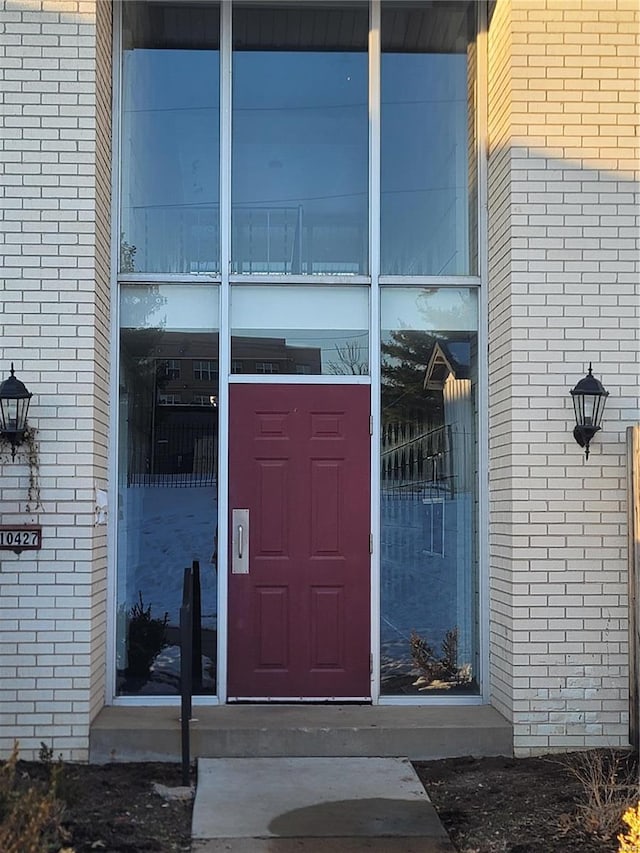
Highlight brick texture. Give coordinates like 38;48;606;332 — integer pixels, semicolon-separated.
487;0;640;754
0;0;112;761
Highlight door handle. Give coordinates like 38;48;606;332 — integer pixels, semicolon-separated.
232;509;249;574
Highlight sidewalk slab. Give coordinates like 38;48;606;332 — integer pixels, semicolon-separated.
192;757;455;852
193;839;454;851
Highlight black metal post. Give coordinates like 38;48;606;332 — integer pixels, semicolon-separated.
180;565;193;787
192;560;203;692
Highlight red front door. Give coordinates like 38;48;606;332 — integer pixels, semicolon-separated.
228;384;371;699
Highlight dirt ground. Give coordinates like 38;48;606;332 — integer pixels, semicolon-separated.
7;750;639;853
415;752;638;853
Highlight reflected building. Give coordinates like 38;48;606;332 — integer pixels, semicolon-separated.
231;336;322;376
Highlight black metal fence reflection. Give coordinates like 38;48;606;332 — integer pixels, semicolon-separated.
128;424;217;487
381;422;452;497
125;203;367;276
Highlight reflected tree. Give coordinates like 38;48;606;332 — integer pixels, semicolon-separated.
381;329;442;425
327;340;368;375
120;232;137;273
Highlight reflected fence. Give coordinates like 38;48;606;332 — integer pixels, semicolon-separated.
123;204;222;274
124;203;366;274
383;422;452;498
127;423;217;487
380;421;478;690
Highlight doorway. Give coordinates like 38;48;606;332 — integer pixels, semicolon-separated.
227;384;371;699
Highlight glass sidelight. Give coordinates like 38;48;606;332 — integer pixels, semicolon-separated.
116;285;219;696
380;288;480;696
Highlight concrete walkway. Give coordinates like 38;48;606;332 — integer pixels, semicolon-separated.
192;757;455;852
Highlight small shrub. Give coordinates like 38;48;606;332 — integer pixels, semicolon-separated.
565;749;639;842
127;591;169;677
0;741;73;853
618;801;640;853
409;627;472;688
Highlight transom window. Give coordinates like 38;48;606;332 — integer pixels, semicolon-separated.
119;1;478;280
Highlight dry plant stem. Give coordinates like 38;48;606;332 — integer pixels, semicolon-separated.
0;427;42;512
0;741;73;853
24;427;42;511
409;627;471;686
564;749;640;840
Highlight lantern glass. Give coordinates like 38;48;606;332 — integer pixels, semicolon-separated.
573;387;607;430
583;394;597;427
16;396;29;432
0;397;11;433
0;366;32;446
572;393;584;426
1;397;29;433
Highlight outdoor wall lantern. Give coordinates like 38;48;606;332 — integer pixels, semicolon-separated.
0;364;33;459
570;364;609;460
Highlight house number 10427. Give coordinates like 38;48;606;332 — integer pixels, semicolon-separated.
0;526;42;553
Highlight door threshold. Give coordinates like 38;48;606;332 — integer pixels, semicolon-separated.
228;697;372;703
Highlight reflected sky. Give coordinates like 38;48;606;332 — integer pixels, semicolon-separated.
121;3;475;277
233;50;368;274
121;49;220;273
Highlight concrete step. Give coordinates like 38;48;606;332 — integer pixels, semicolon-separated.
90;704;512;763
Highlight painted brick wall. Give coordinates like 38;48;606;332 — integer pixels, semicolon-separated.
487;0;640;754
0;0;111;761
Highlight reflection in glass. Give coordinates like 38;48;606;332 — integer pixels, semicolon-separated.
231;285;369;375
121;3;220;274
117;286;219;696
380;288;479;695
381;2;477;275
232;5;368;274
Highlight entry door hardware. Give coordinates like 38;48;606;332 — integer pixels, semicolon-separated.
232;509;250;574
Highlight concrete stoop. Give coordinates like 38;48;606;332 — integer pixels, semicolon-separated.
191;757;456;852
89;703;512;763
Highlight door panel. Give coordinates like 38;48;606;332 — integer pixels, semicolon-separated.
228;384;371;699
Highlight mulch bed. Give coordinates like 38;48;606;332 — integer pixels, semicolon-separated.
3;749;638;852
415;752;637;853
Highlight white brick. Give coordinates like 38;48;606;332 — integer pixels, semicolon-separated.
488;0;639;756
0;0;110;761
